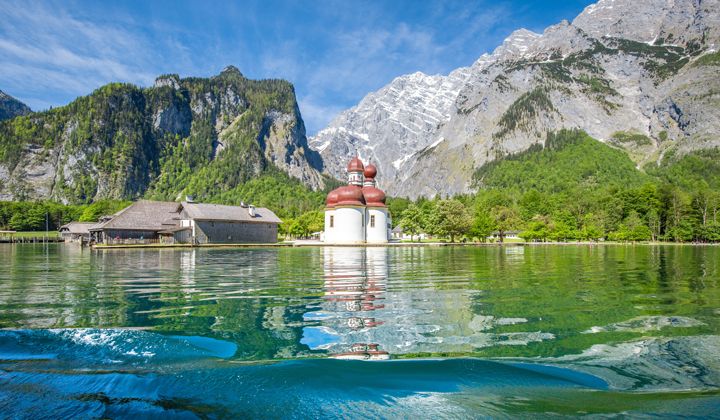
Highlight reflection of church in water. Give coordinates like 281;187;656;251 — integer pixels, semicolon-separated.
302;247;390;360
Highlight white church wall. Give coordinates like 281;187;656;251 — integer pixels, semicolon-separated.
324;209;336;243
365;207;388;244
333;206;366;243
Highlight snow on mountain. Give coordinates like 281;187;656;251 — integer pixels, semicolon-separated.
308;68;471;189
310;0;720;198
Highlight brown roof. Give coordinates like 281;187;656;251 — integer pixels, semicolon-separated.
181;202;282;224
59;222;98;234
91;200;182;231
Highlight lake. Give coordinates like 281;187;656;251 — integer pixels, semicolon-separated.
1;244;719;418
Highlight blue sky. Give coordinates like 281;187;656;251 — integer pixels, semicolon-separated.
0;0;593;134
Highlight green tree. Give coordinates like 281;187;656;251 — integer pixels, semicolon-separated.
387;197;411;226
609;211;652;242
418;200;438;236
579;213;604;241
78;200;132;222
470;211;496;242
399;204;424;241
432;199;472;242
9;205;45;231
519;189;552;221
491;205;521;243
289;210;324;239
521;215;552;242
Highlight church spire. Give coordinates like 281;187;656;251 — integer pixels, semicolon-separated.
346;155;364;186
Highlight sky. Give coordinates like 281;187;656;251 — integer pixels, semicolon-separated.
0;0;594;134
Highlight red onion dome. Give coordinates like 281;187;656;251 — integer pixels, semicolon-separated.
362;186;386;206
335;185;366;206
363;163;377;179
326;188;340;207
347;156;364;172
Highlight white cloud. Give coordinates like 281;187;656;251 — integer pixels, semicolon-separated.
288;3;509;134
0;0;514;135
0;0;183;110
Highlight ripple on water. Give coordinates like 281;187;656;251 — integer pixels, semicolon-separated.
2;330;720;417
1;245;720;416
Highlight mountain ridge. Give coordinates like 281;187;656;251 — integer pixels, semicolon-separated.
310;0;720;199
0;90;31;122
0;68;327;203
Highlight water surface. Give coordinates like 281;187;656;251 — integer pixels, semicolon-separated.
1;244;719;417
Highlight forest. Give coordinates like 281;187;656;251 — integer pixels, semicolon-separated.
390;130;720;243
0;200;130;232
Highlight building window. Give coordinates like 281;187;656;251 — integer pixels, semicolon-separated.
370;215;375;228
330;215;334;228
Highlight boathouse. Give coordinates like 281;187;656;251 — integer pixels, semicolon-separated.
89;200;281;244
176;202;282;244
59;222;97;243
89;201;181;244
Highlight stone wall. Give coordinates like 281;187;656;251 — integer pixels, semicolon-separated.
194;221;278;244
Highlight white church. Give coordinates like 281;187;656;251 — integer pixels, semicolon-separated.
323;157;391;244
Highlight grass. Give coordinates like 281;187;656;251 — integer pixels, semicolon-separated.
610;131;653;146
2;231;60;238
692;51;720;67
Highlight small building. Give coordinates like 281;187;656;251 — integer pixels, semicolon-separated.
178;202;282;244
89;200;281;245
90;201;181;244
59;222;97;243
390;226;428;241
391;226;403;240
487;230;521;241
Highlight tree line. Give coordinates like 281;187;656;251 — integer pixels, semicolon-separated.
0;200;130;231
3;127;719;244
386;182;720;243
381;129;720;243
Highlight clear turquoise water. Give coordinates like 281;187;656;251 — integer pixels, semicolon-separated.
1;244;719;418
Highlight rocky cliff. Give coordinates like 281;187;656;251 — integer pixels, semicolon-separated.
0;90;31;122
0;66;326;203
310;0;720;199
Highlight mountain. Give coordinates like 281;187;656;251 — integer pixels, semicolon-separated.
309;68;471;184
0;66;327;203
0;90;31;121
310;0;720;199
473;129;653;193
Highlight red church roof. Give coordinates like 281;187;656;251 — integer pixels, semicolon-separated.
326;157;387;208
347;156;364;172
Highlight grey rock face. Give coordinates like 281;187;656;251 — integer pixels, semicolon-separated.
250;106;325;190
310;0;720;199
0;90;31;121
154;74;181;90
0;70;326;202
573;0;720;48
309;68;471;191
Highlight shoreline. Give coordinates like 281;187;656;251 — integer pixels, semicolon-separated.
85;240;720;250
